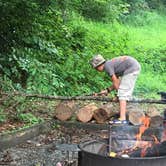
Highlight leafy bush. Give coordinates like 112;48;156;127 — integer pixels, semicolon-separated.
0;0;165;98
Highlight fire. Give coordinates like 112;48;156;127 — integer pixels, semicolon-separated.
134;116;161;157
132;116;151;152
111;116;166;158
136;116;152;157
136;116;150;141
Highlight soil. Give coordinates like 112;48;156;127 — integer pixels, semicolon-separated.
0;125;108;166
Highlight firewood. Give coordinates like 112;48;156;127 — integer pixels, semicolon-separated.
93;108;109;124
55;101;74;121
76;103;98;123
93;103;118;123
128;110;145;125
101;103;119;117
2;91;165;104
150;115;163;128
146;106;161;117
128;141;166;157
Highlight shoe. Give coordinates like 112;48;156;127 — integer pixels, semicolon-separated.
109;119;129;125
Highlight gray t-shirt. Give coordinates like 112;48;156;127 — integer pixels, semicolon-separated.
104;56;141;77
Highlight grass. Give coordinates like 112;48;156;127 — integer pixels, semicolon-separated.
135;72;166;98
72;12;166;98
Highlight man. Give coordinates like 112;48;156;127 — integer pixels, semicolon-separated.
90;54;141;124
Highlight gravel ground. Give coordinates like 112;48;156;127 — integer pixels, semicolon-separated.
0;126;108;166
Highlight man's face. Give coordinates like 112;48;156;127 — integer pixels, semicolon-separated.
95;64;104;72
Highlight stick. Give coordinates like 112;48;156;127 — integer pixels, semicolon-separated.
0;92;166;104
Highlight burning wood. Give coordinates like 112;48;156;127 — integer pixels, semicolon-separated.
109;117;166;158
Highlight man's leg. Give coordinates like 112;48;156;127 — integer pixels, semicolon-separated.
119;100;127;120
118;71;140;121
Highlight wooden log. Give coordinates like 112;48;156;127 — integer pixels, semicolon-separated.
128;110;145;125
1;92;166;104
146;106;161;117
150;115;163;128
128;141;166;157
93;104;118;123
76;103;98;123
93;108;109;124
54;101;74;121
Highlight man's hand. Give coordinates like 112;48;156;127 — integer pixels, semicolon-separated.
94;89;108;96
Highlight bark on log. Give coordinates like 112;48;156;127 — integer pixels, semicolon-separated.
93;104;119;123
55;102;74;121
128;110;145;125
146;106;161;117
76;103;98;123
93;108;109;124
150;115;164;128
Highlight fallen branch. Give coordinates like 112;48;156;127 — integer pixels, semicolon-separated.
0;92;166;104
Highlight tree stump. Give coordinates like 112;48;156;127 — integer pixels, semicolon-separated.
76;103;98;123
55;101;74;121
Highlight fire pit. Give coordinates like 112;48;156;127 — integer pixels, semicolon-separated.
78;122;166;166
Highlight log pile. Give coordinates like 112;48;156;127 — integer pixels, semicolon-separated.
54;101;164;125
54;102;118;123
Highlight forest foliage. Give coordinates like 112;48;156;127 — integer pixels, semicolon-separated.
0;0;166;97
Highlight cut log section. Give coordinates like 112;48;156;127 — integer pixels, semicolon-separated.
146;106;161;117
128;110;145;125
93;103;118;123
93;108;109;124
150;115;163;128
77;103;98;123
55;101;74;121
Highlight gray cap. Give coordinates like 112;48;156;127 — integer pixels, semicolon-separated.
90;54;106;68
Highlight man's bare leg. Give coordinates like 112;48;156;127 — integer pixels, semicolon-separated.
119;100;127;120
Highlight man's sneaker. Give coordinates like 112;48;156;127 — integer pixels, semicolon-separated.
109;119;129;125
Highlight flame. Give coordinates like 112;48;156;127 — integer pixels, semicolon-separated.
134;116;151;157
141;142;152;157
118;116;165;157
136;116;150;141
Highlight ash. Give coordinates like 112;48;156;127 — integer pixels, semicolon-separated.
0;126;106;166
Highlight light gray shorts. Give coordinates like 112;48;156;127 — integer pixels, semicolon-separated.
118;70;140;101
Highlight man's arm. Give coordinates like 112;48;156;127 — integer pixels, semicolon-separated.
104;74;119;93
94;74;120;96
111;74;120;90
